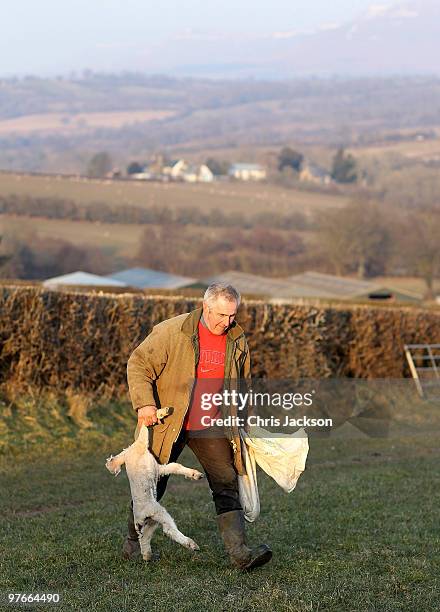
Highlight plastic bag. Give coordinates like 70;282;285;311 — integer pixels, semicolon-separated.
241;426;309;493
238;431;260;522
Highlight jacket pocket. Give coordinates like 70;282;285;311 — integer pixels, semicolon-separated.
153;420;171;434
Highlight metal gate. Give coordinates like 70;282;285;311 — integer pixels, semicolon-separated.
404;343;440;399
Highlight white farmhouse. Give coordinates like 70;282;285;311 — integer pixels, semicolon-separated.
183;164;214;183
228;163;267;181
162;159;188;179
299;162;332;185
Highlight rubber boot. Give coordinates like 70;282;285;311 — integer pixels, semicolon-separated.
217;510;272;571
122;502;141;560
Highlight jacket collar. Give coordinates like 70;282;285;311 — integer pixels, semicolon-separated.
181;306;244;341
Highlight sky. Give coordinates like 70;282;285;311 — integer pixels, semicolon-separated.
1;0;396;77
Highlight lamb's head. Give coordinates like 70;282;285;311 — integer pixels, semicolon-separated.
105;451;127;476
105;408;171;476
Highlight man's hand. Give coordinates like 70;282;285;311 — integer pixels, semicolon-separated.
137;405;158;427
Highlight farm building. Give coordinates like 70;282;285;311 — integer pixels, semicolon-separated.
43;271;127;288
228;163;267;181
129;171;154;181
286;272;422;302
162;159;188;179
184;271;299;298
183;164;214;183
106;267;195;289
299;162;332;185
187;270;422;302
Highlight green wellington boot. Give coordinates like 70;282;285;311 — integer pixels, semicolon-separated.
217;510;272;571
122;503;141;560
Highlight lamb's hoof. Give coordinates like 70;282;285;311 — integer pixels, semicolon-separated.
185;538;199;551
191;470;204;480
142;550;161;562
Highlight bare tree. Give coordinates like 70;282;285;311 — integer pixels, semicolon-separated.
319;199;392;278
396;211;440;299
0;236;11;269
86;152;113;178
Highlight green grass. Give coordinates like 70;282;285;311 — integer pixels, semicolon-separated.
0;172;347;215
0;396;439;612
0;214;144;259
0;171;346;260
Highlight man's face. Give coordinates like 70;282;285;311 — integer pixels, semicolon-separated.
203;296;238;335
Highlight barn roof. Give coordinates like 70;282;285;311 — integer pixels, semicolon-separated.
229;163;265;171
286;271;421;300
191;271;296;297
43;271;126;287
107;267;195;289
189;270;422;301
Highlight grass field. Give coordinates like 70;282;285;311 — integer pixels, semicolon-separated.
0;172;348;216
0;215;321;263
0;110;177;135
353;133;440;161
0;172;346;260
0;215;144;259
1;394;439;612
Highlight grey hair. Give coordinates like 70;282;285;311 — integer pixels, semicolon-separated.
203;282;241;306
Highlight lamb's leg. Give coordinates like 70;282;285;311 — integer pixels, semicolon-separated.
150;504;199;551
136;518;159;562
159;462;204;480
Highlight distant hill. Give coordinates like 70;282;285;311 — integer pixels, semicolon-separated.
158;0;440;78
1;71;440;173
280;0;440;77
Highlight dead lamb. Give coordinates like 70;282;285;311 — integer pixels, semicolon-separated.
106;408;204;561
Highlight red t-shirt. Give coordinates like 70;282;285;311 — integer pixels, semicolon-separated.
184;320;227;431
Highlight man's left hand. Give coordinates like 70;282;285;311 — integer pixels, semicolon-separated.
137;405;158;427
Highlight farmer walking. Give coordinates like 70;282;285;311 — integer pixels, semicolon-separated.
124;282;272;570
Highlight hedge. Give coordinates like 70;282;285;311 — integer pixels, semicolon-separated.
1;285;439;399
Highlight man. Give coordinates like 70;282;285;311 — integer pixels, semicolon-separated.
124;282;272;570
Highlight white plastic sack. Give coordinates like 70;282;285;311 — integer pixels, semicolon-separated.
238;432;260;523
241;426;309;493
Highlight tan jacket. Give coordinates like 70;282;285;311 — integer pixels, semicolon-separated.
127;306;251;475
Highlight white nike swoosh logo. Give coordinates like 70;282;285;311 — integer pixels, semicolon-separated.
200;367;215;373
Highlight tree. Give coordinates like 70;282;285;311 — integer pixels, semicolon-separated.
0;233;114;280
127;161;144;175
205;157;230;176
86;152;113;178
331;148;357;184
278;147;304;172
0;236;11;269
319;199;391;278
395;211;440;299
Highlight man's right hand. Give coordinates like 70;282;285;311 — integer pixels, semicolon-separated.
137;405;158;427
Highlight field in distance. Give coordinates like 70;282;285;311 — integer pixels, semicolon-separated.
0;172;348;216
354;130;440;161
0;110;177;135
0;215;143;259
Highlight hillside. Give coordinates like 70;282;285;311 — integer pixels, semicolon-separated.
156;0;440;78
1;75;440;173
0;171;349;278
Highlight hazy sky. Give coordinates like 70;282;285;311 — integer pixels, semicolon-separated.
1;0;394;76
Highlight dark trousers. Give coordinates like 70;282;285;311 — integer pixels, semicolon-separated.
158;427;242;515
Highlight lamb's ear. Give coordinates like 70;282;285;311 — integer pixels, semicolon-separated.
105;452;126;476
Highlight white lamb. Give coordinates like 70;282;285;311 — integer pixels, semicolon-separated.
106;410;204;561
